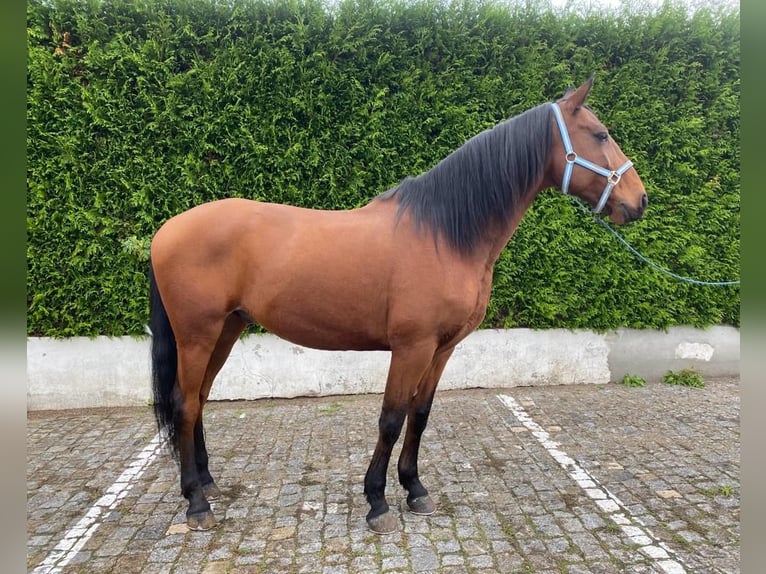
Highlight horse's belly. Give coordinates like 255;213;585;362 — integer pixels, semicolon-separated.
256;306;391;351
244;275;391;351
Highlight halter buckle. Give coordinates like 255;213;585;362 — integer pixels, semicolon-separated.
607;171;622;185
565;152;577;164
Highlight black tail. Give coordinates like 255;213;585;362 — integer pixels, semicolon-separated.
149;263;179;458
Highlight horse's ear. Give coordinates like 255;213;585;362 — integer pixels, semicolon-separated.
561;74;595;110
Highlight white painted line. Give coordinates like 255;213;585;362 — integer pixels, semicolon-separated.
497;395;687;574
32;433;162;574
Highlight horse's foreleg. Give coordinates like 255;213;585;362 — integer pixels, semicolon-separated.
397;348;454;517
397;401;434;514
364;405;407;534
364;343;436;534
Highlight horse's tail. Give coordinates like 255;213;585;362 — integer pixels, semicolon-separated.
149;262;179;458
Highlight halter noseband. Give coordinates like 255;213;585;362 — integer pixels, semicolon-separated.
550;102;633;214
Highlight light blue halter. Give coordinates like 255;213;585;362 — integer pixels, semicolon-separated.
550;102;633;214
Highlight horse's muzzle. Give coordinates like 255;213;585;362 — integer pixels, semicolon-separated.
620;194;648;223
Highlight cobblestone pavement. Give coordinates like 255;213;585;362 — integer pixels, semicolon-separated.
27;377;739;573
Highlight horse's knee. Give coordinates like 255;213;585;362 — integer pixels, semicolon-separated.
378;408;407;445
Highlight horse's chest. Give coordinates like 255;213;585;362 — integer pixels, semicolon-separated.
436;269;493;322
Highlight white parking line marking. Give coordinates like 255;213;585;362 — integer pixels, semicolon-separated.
497;394;687;574
32;433;162;574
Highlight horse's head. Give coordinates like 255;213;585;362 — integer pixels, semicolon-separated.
549;75;647;224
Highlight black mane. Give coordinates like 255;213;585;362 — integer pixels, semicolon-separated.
378;102;553;254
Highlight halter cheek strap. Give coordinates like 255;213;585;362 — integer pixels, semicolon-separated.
550;102;633;214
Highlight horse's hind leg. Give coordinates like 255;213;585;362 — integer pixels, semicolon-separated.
175;334;223;531
195;313;248;500
397;347;455;517
193;418;219;500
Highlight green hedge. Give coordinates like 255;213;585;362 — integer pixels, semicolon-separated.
27;0;740;337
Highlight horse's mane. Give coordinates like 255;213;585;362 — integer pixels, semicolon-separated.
377;102;553;254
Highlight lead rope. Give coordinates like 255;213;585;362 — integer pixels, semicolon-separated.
567;196;740;287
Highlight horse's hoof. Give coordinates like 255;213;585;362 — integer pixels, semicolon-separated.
407;495;436;516
203;483;222;500
367;511;398;535
187;510;217;531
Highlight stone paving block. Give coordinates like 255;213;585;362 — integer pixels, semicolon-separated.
28;378;739;573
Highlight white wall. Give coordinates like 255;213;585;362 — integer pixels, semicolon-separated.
26;327;739;410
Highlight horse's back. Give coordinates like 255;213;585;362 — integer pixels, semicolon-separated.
152;197;379;268
150;198;394;347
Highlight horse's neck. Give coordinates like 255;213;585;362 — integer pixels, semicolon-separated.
479;185;545;269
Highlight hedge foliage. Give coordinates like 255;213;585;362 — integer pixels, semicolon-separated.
27;0;740;337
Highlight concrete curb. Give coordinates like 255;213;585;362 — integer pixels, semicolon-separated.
26;326;739;410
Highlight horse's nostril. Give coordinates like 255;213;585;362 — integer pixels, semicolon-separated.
640;193;648;210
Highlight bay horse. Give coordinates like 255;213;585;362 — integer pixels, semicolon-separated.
149;76;647;534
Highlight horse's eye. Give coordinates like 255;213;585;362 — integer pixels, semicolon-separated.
596;132;609;142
